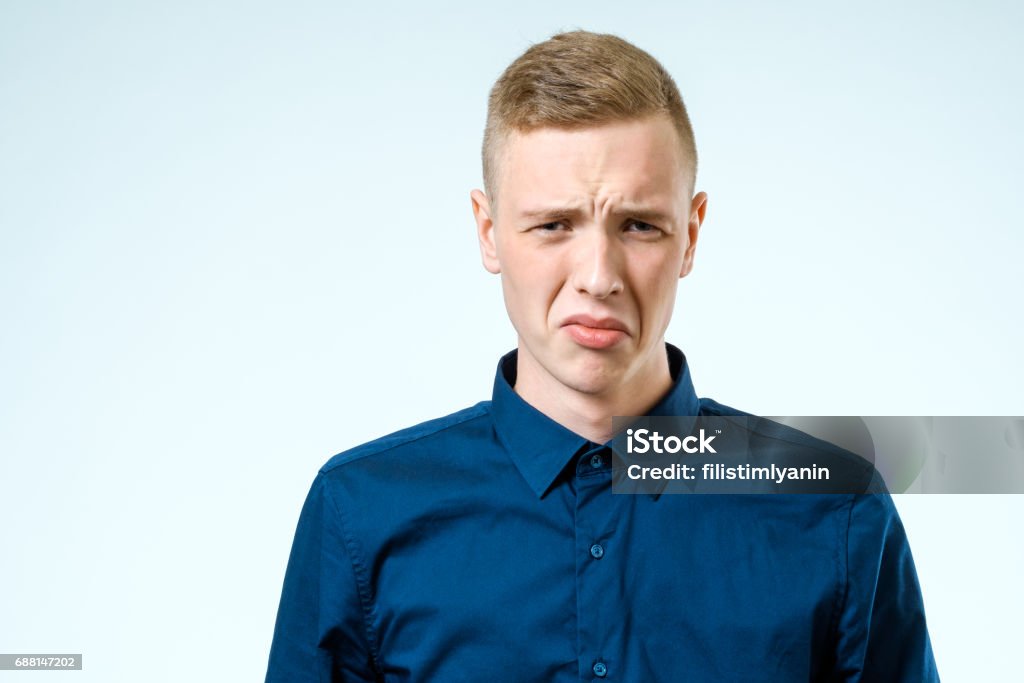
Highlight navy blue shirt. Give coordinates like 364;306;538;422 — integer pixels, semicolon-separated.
266;344;939;682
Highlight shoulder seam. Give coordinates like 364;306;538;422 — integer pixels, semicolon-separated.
321;404;490;474
828;495;856;660
698;397;755;417
319;472;385;676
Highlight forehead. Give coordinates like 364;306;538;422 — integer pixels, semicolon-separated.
496;116;692;213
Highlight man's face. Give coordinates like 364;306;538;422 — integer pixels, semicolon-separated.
471;114;707;397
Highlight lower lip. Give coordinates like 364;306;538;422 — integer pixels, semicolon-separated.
564;324;628;349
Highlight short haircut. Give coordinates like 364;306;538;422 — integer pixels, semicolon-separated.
482;29;698;204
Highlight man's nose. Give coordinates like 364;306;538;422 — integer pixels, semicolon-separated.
569;230;624;299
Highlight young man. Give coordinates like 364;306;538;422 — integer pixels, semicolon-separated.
265;31;939;682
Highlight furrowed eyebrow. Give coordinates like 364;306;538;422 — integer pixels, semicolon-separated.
517;205;674;225
622;209;674;225
517;207;583;221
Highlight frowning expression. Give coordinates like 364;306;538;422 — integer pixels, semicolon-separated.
472;114;707;396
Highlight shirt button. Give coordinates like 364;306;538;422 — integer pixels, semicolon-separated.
589;453;603;468
593;661;608;677
590;543;605;559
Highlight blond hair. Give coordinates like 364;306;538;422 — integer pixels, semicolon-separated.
482;30;698;202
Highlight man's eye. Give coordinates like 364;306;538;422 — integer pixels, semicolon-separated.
537;222;565;231
626;221;660;233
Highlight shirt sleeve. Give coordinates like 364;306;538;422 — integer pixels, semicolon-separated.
832;492;940;682
265;471;380;682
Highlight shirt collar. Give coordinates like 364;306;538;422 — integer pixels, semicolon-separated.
490;342;701;498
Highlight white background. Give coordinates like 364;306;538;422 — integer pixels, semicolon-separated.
1;1;1021;680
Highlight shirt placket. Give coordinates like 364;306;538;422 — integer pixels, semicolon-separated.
573;443;620;682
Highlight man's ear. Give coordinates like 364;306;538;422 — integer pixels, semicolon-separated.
471;189;501;274
679;191;708;278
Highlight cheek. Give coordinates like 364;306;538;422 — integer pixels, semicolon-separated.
498;245;561;318
632;249;681;286
629;252;683;314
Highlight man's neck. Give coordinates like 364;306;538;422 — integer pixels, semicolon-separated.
512;344;674;444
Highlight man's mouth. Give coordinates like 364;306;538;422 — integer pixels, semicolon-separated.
560;315;629;349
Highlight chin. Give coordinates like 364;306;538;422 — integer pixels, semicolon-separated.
557;352;624;395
